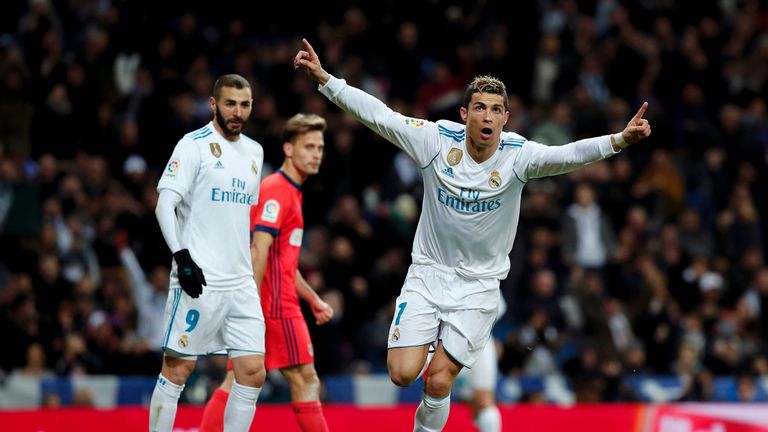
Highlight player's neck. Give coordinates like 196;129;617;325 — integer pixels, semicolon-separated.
466;138;495;164
280;163;307;186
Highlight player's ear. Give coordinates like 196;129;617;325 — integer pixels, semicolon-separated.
283;141;294;158
460;106;468;123
209;96;216;114
503;110;509;126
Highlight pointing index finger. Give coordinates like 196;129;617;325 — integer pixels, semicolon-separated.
302;38;317;59
632;102;648;122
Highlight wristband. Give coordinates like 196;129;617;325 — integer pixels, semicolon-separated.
613;132;628;149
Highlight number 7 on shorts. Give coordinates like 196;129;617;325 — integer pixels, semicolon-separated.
395;302;407;325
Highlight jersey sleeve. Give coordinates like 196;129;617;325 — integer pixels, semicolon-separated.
319;76;440;168
513;135;618;182
250;181;287;236
157;138;201;197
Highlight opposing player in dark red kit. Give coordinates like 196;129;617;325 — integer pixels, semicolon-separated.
200;114;334;432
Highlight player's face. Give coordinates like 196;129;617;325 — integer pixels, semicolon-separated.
460;92;509;151
286;130;324;176
211;86;252;138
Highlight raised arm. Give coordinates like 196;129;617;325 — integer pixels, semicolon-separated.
519;103;652;181
116;233;153;314
295;38;439;167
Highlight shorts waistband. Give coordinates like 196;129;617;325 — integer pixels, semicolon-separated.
168;280;257;292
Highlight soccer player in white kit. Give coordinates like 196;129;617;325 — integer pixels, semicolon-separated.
149;74;267;432
296;39;651;431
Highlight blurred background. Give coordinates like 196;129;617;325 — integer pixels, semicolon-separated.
1;0;768;417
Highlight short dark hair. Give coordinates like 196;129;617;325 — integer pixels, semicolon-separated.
212;74;251;100
463;75;508;110
282;113;327;143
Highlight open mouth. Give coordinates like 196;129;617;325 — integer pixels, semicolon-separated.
480;127;493;140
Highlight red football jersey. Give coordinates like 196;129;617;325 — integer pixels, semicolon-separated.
250;170;304;318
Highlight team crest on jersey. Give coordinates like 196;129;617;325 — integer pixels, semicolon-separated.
404;118;425;127
489;171;502;189
391;326;401;342
209;142;222;158
261;199;280;223
178;334;189;348
447;148;463;166
164;160;180;178
251;160;259;175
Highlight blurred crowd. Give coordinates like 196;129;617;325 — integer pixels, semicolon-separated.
1;0;768;403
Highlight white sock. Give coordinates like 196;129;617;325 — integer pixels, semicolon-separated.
414;392;451;432
149;374;184;432
475;406;501;432
224;380;261;432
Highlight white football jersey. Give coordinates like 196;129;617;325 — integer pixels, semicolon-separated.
320;77;617;279
158;122;264;290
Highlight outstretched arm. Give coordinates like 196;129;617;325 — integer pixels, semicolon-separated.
296;270;333;325
295;38;439;167
520;103;652;181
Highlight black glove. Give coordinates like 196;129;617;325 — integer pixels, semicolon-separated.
173;249;206;298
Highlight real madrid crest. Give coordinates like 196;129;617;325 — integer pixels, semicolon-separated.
447;148;463;166
391;326;401;342
251;160;258;175
489;170;502;189
178;334;189;348
209;142;222;158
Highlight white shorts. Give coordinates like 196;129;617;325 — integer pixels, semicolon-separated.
460;338;498;391
161;283;265;357
387;264;499;368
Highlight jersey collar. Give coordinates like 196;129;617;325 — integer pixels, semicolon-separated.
278;170;302;191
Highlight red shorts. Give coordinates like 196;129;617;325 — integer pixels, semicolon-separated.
227;316;313;371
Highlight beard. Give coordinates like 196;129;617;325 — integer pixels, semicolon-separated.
215;106;247;138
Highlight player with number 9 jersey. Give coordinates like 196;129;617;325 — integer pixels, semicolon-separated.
151;74;266;432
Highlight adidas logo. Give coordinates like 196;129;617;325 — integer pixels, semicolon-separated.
441;167;454;178
214;161;224;169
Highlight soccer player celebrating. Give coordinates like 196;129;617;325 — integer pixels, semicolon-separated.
151;74;266;432
295;38;651;431
200;114;334;432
